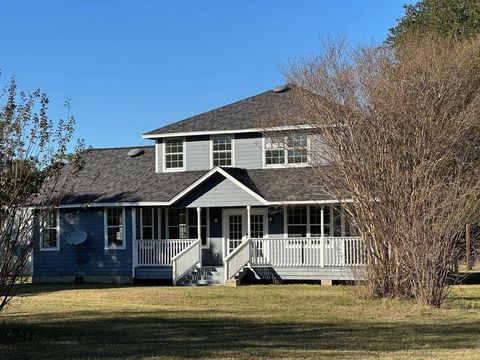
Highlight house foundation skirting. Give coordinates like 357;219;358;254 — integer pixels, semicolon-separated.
32;275;133;284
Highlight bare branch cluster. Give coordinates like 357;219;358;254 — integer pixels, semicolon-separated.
282;35;480;306
0;77;84;315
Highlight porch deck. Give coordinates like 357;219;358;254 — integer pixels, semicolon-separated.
133;237;366;283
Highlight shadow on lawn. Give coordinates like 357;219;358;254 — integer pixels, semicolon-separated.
2;309;480;359
11;283;142;296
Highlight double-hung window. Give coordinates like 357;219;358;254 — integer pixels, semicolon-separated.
287;206;308;237
40;211;59;250
286;132;308;164
167;208;208;247
105;208;125;249
286;205;352;238
164;138;184;170
141;208;154;240
265;132;308;166
211;135;233;167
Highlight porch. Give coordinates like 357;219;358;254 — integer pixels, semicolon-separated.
132;203;365;284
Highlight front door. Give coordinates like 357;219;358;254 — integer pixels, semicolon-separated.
224;209;248;255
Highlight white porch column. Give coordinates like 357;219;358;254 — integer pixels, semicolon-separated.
132;207;137;277
246;205;251;239
196;207;201;241
320;206;325;267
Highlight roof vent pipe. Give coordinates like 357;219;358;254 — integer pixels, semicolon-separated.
272;85;289;93
126;148;145;158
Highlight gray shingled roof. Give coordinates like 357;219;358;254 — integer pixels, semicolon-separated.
57;146;331;205
143;86;306;136
60;147;208;204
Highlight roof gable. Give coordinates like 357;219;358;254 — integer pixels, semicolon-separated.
173;172;265;208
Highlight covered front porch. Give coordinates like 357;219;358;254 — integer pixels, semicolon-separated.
132;204;365;285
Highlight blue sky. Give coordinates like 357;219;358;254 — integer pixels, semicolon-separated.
0;1;410;149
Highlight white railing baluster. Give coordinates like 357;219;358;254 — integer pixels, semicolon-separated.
136;239;196;266
248;237;364;268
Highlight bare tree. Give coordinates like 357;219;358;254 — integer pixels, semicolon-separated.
275;35;480;307
0;77;84;315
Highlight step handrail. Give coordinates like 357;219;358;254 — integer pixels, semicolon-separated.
224;238;252;280
172;239;202;286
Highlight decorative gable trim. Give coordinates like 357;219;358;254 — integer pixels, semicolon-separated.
168;167;269;206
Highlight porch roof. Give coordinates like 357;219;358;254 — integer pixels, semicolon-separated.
52;146;335;207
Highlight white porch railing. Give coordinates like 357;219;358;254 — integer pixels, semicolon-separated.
250;237;365;268
172;239;202;285
224;238;252;280
137;239;195;266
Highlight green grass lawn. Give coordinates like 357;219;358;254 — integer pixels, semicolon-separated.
1;284;480;359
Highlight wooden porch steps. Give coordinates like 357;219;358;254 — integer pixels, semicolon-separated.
176;266;225;286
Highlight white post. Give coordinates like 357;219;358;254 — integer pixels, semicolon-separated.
196;207;201;241
197;207;202;267
247;205;252;265
132;207;137;278
320;206;325;268
246;205;251;240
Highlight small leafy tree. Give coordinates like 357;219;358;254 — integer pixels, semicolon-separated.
281;35;480;307
388;0;480;44
0;76;84;316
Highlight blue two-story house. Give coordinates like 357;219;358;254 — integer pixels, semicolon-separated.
33;85;364;285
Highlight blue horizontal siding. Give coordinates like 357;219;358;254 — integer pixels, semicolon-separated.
33;207;133;277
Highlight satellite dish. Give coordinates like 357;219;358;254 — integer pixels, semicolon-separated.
66;230;88;245
126;148;145;158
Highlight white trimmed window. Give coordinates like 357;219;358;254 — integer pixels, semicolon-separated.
265;132;308;166
164;138;185;170
286;205;354;238
40;211;59;250
211;135;233;167
140;208;154;240
287;206;308;237
105;208;125;249
167;208;208;247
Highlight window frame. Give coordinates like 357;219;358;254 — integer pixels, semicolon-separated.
210;134;235;168
163;137;186;172
40;210;60;251
166;208;210;248
263;132;310;168
140;207;155;240
283;205;350;238
285;206;308;238
250;208;268;239
104;207;126;250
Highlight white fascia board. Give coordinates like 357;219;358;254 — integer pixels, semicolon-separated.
33;198;352;210
267;199;353;205
142;125;314;139
215;167;269;205
167;167;222;204
168;166;269;206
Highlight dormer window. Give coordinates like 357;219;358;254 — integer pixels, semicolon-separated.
164;137;185;171
264;132;308;167
211;135;234;167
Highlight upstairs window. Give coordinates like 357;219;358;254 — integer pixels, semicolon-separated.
164;138;184;170
104;208;125;249
40;211;59;250
211;135;233;167
265;132;308;166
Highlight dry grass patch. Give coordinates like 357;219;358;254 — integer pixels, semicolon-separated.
1;284;480;359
